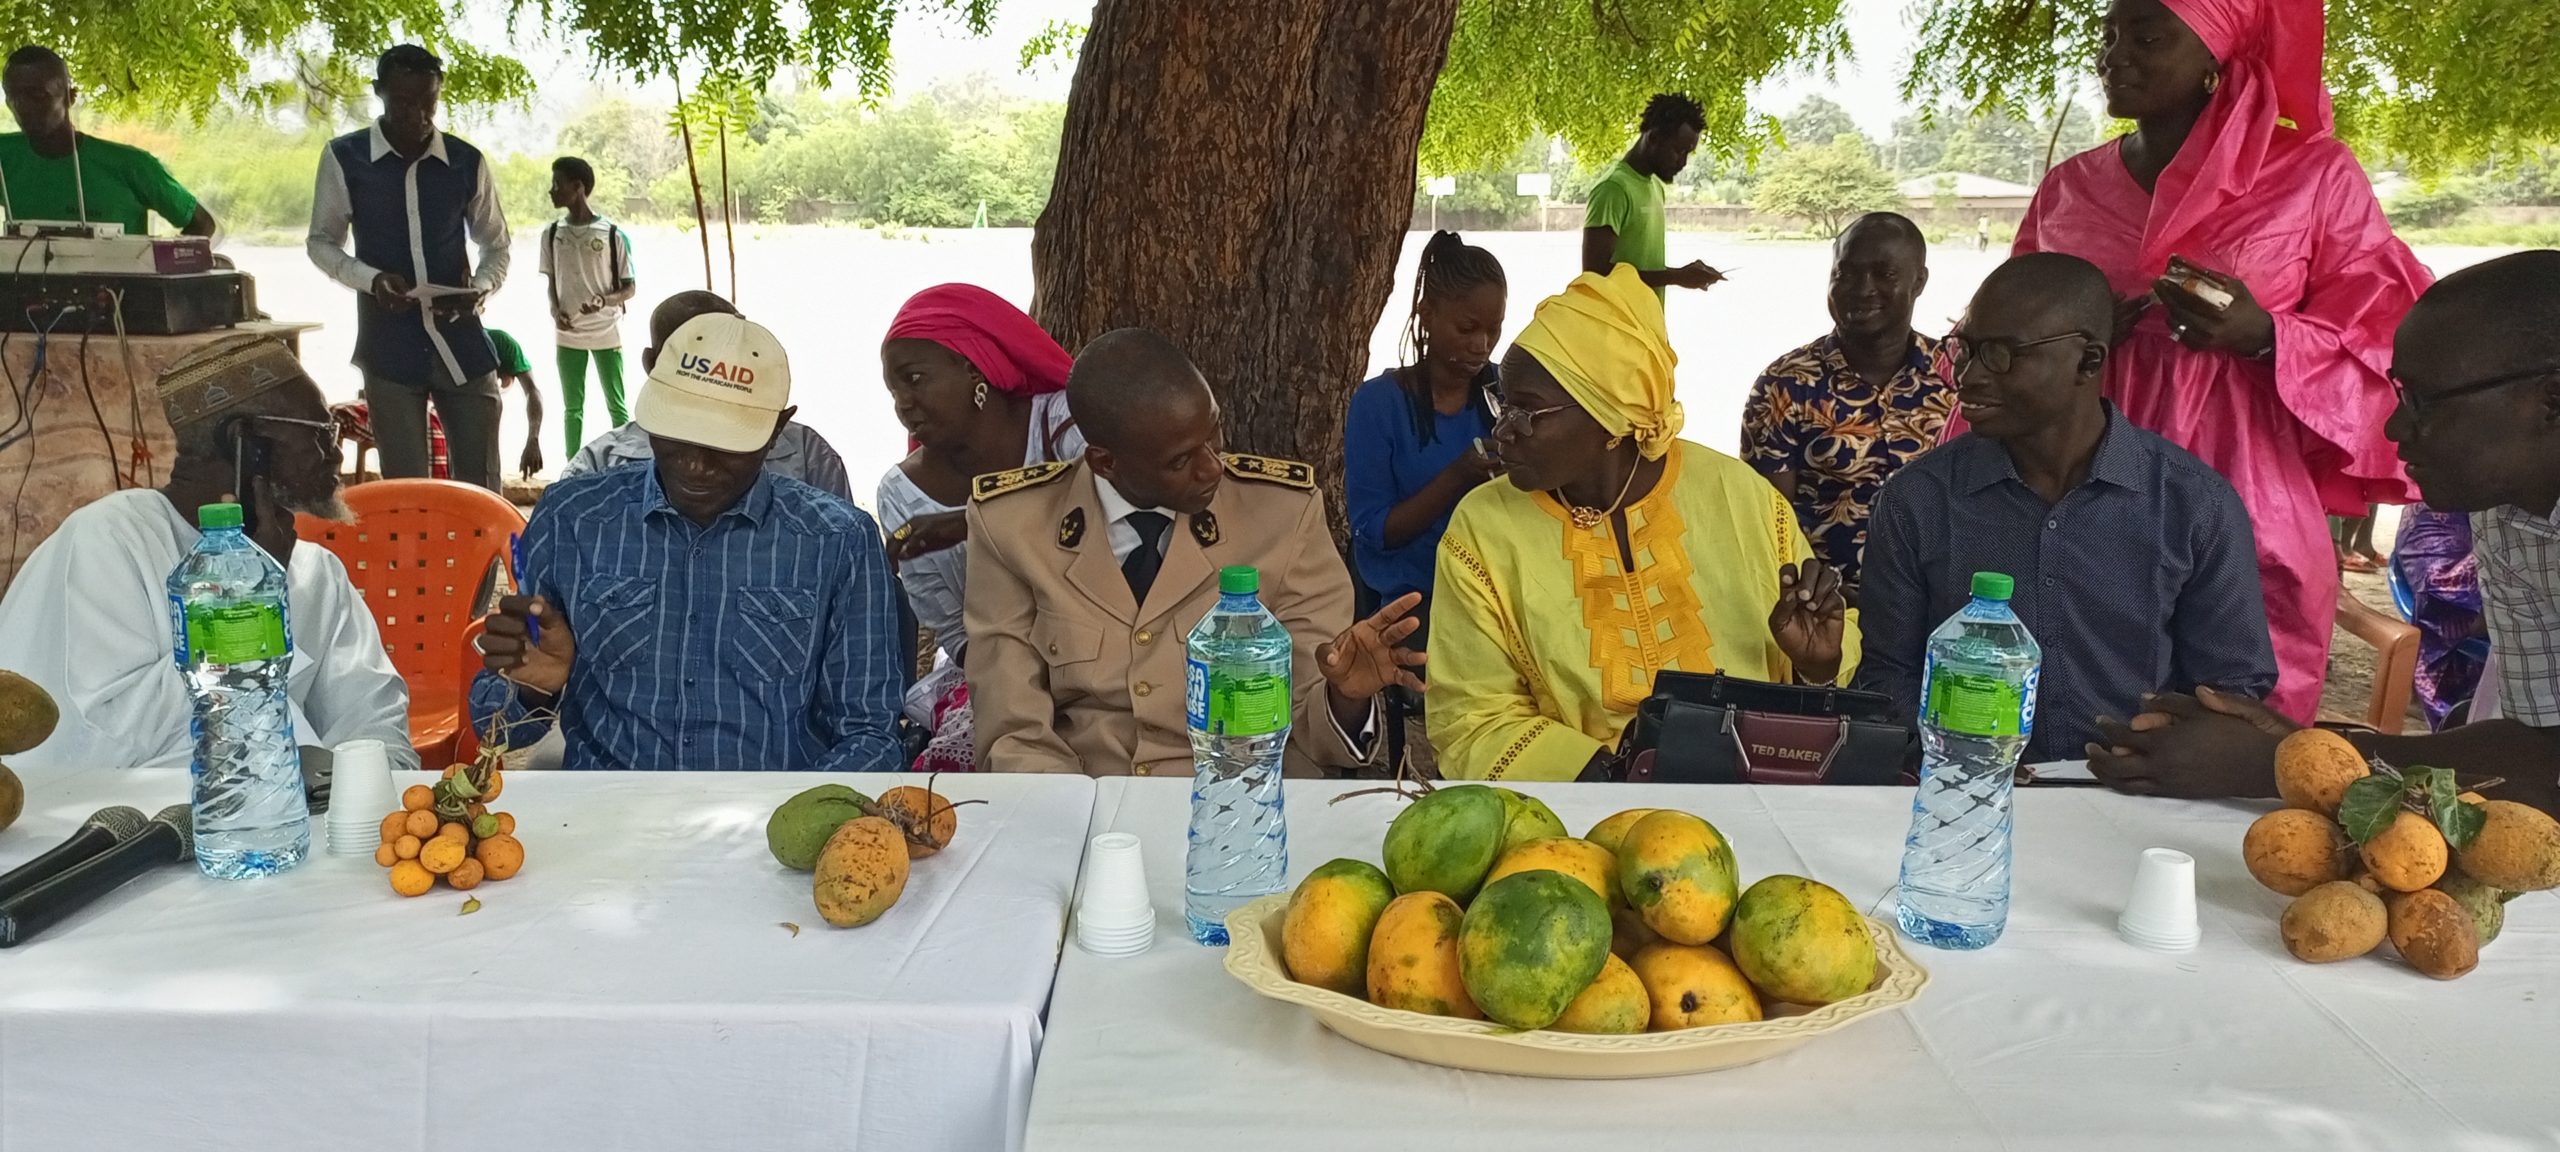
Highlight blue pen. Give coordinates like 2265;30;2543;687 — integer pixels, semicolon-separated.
509;531;540;645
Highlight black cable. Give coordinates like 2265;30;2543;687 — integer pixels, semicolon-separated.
76;324;116;487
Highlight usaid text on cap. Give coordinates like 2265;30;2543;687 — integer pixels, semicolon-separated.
677;352;756;394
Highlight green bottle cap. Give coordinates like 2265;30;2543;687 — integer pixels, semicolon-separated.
1970;571;2015;601
1219;565;1260;595
198;502;244;529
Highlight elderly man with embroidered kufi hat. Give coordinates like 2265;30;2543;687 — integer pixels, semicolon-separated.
1426;265;1860;782
0;334;414;771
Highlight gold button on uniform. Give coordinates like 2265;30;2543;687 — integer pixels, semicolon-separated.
1046;642;1058;655
1136;629;1154;645
1134;681;1153;698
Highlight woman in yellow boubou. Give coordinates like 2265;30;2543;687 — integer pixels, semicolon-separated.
1427;265;1859;782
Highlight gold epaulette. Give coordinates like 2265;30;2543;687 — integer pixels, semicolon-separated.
971;460;1073;502
1220;452;1315;490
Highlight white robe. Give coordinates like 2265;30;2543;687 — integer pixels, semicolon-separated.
0;490;414;771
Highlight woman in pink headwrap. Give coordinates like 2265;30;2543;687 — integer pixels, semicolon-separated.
2000;0;2427;722
877;284;1082;769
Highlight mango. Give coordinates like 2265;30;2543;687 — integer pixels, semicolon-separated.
2243;808;2352;896
1485;837;1618;905
1281;859;1397;997
0;763;17;834
0;670;56;756
1493;789;1568;852
2272;728;2368;817
811;816;910;928
768;783;875;871
1617;810;1740;945
1728;875;1877;1005
2387;887;2479;979
2360;810;2449;893
1458;869;1612;1030
1381;785;1507;903
1609;905;1660;958
2434;869;2506;946
2280;881;2387;963
1630;942;1763;1030
1551;952;1649;1034
2454;800;2560;892
1584;808;1662;858
1366;892;1482;1020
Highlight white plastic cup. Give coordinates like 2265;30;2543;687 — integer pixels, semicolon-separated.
2117;847;2201;952
1075;832;1155;955
325;739;396;857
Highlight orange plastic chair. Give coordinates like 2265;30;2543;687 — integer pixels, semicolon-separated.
2335;589;2420;735
298;479;526;767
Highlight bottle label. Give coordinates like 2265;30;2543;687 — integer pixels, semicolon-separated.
185;602;286;664
1187;655;1291;737
1924;664;2038;737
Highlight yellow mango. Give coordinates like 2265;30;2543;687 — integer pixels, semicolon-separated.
1281;859;1396;997
1484;837;1619;905
812;816;910;928
1630;941;1763;1030
1617;811;1741;945
1365;891;1482;1020
1551;952;1649;1034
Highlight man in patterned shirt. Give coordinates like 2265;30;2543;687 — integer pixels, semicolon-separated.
2090;251;2560;816
1740;212;1954;592
469;313;904;771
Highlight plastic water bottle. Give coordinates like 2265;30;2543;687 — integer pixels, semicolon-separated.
1183;565;1292;945
1896;571;2039;950
168;502;309;880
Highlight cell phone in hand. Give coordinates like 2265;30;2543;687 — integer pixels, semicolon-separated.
2161;258;2234;312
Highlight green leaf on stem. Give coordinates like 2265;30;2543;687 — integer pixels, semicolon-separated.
2339;773;2409;845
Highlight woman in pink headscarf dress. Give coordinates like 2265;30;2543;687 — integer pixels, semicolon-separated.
875;284;1083;770
1997;0;2427;722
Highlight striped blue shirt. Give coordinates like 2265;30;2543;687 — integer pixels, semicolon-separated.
468;462;905;771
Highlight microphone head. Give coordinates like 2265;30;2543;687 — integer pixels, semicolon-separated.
150;804;194;861
87;806;149;841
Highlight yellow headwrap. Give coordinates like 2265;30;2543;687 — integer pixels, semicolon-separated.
1512;265;1683;460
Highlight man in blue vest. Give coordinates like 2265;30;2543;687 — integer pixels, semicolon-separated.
305;44;512;492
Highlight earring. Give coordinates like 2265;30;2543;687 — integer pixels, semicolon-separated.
972;380;989;410
1606;435;1626;450
2204;72;2221;95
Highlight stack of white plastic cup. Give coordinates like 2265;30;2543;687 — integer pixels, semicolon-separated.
2117;847;2202;952
325;739;396;857
1074;832;1156;956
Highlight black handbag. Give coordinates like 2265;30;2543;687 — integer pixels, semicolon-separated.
1613;671;1916;785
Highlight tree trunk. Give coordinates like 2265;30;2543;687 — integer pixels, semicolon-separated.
1033;0;1459;520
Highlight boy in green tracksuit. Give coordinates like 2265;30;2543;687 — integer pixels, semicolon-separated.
541;155;636;459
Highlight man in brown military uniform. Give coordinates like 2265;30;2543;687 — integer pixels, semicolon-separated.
965;328;1423;776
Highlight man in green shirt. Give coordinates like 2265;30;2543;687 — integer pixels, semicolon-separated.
1582;92;1717;298
0;46;213;237
487;327;548;478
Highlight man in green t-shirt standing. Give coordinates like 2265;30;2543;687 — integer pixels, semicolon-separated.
0;46;213;237
1582;92;1718;299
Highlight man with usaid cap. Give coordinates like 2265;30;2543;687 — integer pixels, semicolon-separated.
470;313;906;771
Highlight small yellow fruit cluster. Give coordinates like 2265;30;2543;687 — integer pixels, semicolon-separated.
375;767;524;898
2252;730;2560;979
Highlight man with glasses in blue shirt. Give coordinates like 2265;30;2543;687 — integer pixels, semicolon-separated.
1856;252;2277;764
470;313;905;772
2092;250;2560;818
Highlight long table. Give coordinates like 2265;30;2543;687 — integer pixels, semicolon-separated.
1027;778;2560;1149
0;767;1093;1152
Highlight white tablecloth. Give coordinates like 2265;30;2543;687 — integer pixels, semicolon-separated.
0;768;1095;1152
1027;779;2560;1150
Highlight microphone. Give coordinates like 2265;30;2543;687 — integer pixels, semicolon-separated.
0;805;149;903
0;804;192;948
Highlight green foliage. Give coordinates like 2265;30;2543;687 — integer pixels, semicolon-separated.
1017;19;1086;74
2385;182;2477;230
1889;102;2104;183
1424;0;1850;171
1905;0;2560;172
1749;132;1901;235
2338;768;2406;845
2;9;530;119
534;0;994;102
1780;96;1860;149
